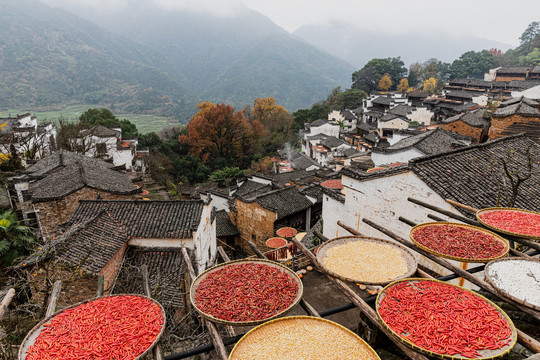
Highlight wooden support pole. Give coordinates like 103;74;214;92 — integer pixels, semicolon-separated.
46;281;62;317
141;265;164;360
247;240;267;259
217;246;231;262
96;275;104;297
408;197;479;225
181;248;229;360
427;214;446;222
0;289;15;318
362;218;540;352
337;221;364;237
416;269;436;280
313;230;330;242
445;199;479;214
290;236;429;360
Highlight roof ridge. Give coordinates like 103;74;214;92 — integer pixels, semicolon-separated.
77;199;204;204
409;133;529;165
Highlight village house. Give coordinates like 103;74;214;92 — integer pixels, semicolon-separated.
388;104;434;126
21;198;216;310
489;96;540;142
494;66;532;82
322;134;540;273
438;109;491;143
78;124;137;170
10;151;140;238
444;90;488;106
371;128;469;166
0;113;56;163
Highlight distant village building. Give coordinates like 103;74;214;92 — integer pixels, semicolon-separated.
0;113;56;163
494;66;532;82
438;109;490;143
371;128;469;166
489;97;540;142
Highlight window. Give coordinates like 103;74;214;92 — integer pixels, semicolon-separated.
96;143;107;155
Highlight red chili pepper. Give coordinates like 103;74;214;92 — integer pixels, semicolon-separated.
195;263;298;322
479;210;540;237
379;280;512;359
26;295;163;360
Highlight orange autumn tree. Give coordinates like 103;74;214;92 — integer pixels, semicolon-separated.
179;102;254;164
249;97;293;154
378;73;392;91
397;78;409;93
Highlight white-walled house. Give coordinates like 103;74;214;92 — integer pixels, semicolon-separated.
0;113;56;162
371;128;469;166
304;119;340;139
322;134;540;276
78;125;137;170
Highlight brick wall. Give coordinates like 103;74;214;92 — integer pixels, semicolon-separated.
438;121;487;143
99;242;129;291
495;75;527;82
232;199;276;253
488;115;540;140
33;187;135;239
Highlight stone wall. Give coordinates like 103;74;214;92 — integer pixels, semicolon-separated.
438;121;487;143
488;115;540;140
231;199;275;253
33;187;135;239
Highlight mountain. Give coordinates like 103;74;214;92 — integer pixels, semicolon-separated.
84;3;356;111
0;0;195;119
294;21;513;68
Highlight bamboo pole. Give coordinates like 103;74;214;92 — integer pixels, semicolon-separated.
0;289;15;318
362;218;540;352
217;246;231;262
290;236;429;360
445;199;479;213
181;248;228;360
46;281;62;317
337;221;364;236
141;265;164;360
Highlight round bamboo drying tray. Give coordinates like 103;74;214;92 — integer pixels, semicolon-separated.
228;316;381;360
19;294;166;360
190;259;303;326
276;227;298;238
316;236;417;285
476;207;540;239
409;222;509;263
485;257;540;311
266;237;287;248
376;278;517;360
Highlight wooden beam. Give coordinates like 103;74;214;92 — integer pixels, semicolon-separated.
46;281;62;317
362;218;540;349
290;236;429;360
141;265;164;360
217;246;231;262
0;288;15;318
299;298;322;318
336;221;364;237
96;275;104;297
407;197;478;225
247;240;267;259
445;199;479;213
181;248;229;360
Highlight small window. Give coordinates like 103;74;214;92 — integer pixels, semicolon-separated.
96;143;107;155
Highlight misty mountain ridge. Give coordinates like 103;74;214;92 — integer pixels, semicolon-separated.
294;21;513;68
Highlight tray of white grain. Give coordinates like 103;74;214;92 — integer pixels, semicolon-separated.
485;258;540;311
316;236;417;285
228;316;381;360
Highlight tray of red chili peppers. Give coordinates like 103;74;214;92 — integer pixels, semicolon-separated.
276;227;298;238
376;279;517;360
19;294;166;360
409;222;509;263
476;207;540;239
190;259;303;326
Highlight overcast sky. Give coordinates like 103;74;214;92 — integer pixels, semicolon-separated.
41;0;539;46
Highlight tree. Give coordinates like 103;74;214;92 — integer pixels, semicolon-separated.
378;73;392;91
449;50;494;79
209;167;246;187
423;77;437;94
249;97;293;156
178;102;254;165
519;21;540;54
79;108;139;139
352;57;407;92
292;104;331;132
0;210;34;267
397;78;409;93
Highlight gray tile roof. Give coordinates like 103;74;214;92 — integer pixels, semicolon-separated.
379;113;405;123
113;247;185;309
410;134;540;213
442;109;490;128
509;80;540;90
215;210;240;237
372;96;393;106
492;102;540;118
24;150;115;177
531;66;540;74
65;200;205;239
364;111;384;118
497;66;531;75
358;123;376;131
29;160;138;202
242;187;313;220
80;125;121;138
235;180;272;198
309;119;329;127
407;91;429;98
320;136;349;149
373;128;466;155
389;104;414;117
499;96;538;108
446;91;475;100
342;110;357;120
286;151;321;171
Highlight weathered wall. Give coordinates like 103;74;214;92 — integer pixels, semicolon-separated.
193;203;217;274
495;75;527;82
489;114;540;140
231;199;275;253
371;148;425;166
99;242;129;291
33;187;134;239
439;121;486;143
